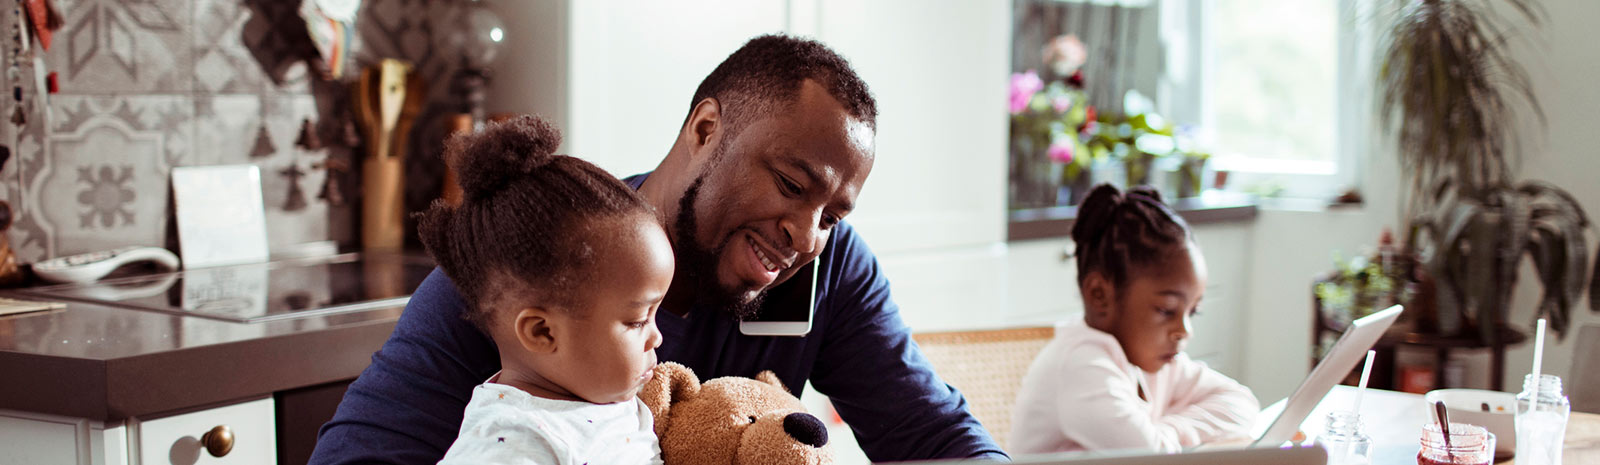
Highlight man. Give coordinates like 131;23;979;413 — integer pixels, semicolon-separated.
311;34;1008;464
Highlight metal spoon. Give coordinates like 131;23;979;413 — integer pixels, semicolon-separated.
1434;400;1454;462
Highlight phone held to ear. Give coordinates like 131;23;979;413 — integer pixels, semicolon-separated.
739;256;818;337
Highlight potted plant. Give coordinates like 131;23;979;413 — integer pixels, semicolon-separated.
1379;0;1598;342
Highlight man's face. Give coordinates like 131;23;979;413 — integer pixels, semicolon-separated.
674;81;874;318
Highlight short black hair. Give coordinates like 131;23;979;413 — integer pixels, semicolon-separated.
417;115;653;331
1070;184;1193;291
688;34;878;135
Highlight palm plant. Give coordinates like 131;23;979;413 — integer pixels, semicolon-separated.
1379;0;1598;342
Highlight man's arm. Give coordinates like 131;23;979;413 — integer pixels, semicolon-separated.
309;269;501;465
808;224;1009;462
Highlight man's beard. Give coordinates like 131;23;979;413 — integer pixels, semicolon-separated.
673;175;767;320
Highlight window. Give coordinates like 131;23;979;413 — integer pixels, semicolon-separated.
1191;0;1372;199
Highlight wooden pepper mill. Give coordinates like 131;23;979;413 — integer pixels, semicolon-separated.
352;59;425;251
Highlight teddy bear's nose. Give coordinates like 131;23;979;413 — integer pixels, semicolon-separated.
783;412;829;448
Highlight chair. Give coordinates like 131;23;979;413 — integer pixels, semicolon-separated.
913;326;1057;448
1571;325;1600;414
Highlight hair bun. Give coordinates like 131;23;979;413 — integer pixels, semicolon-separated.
1071;183;1124;246
1125;185;1165;205
445;115;564;201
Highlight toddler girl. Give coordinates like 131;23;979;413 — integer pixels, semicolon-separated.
422;116;673;464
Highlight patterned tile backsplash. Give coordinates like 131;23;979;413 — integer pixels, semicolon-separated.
0;0;466;263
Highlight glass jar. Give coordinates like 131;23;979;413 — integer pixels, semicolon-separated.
1417;422;1495;465
1318;411;1371;465
1515;374;1570;465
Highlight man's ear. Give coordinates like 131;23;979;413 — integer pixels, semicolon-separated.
1082;271;1118;326
683;98;723;157
513;307;558;354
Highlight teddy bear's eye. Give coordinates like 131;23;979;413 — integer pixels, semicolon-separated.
747;416;757;424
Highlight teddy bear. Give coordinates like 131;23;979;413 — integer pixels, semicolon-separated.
639;362;834;465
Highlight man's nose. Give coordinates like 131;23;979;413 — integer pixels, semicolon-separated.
781;208;827;255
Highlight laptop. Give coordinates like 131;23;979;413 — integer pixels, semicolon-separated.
1249;305;1404;447
890;445;1326;464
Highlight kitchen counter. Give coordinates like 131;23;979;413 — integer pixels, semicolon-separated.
0;289;402;422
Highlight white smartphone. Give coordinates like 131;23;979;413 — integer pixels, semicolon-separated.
738;256;819;337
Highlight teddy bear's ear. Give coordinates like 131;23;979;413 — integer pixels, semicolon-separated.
639;362;701;436
755;370;789;394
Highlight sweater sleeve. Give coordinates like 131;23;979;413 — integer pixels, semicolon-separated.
1155;354;1260;445
1050;343;1188;452
309;269;501;465
1052;347;1259;453
807;224;1009;462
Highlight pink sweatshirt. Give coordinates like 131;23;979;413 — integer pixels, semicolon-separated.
1009;320;1259;454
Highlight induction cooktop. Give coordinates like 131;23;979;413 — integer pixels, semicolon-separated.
19;253;436;323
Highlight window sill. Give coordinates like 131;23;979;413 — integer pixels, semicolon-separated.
1006;190;1260;241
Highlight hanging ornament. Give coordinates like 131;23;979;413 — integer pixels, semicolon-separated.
250;124;276;158
280;163;308;211
10;105;24;126
295;118;323;151
315;156;349;207
340;113;362;148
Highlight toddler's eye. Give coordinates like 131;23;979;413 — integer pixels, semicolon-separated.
626;321;649;329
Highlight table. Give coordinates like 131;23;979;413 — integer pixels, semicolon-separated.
1263;386;1600;464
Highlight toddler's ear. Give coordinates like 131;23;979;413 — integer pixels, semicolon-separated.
513;307;557;354
639;362;701;437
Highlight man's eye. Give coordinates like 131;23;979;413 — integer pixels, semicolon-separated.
821;214;839;229
778;176;801;195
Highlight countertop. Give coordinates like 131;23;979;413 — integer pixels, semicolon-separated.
0;295;402;422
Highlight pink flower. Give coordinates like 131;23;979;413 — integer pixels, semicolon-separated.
1042;35;1088;77
1052;95;1073;114
1009;71;1044;115
1048;139;1074;164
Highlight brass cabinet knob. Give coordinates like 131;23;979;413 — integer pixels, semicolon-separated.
199;425;234;457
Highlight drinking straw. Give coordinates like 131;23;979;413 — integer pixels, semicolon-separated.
1531;318;1547;390
1353;349;1376;414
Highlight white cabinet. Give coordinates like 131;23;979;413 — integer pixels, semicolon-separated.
133;398;276;465
0;397;274;465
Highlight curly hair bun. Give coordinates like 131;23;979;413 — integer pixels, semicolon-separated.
445;115;564;201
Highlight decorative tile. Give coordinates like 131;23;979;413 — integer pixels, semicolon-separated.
22;95;193;256
50;0;194;94
11;120;51;262
194;0;312;94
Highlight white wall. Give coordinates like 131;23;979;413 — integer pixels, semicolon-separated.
1495;0;1600;394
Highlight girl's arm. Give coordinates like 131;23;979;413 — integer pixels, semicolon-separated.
1051;345;1189;452
1156;354;1260;445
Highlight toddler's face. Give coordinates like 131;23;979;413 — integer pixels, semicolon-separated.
543;216;676;404
1112;245;1207;373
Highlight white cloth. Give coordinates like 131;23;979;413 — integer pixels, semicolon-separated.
437;378;663;465
1009;320;1259;454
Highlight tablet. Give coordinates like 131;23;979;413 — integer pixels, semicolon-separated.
1252;305;1403;447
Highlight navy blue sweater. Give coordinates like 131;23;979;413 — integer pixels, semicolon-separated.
309;174;1008;464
